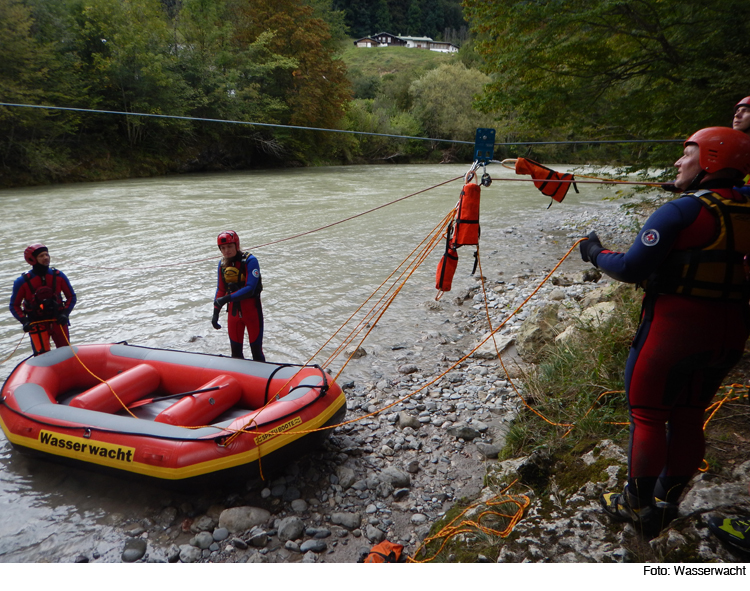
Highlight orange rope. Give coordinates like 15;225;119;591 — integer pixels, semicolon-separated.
60;330;137;419
57;176;464;271
408;480;530;563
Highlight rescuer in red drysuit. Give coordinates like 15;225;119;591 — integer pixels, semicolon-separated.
9;243;77;356
733;96;750;199
579;127;750;537
705;98;750;551
211;230;265;361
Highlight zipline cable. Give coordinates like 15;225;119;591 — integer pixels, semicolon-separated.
0;102;683;146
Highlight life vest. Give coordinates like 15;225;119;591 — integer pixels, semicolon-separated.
647;189;750;300
514;158;578;203
359;540;407;563
452;182;481;247
436;225;459;294
22;270;60;320
221;251;263;297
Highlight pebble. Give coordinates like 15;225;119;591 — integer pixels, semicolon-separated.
122;539;147;563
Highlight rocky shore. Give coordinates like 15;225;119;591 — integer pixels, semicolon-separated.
77;201;750;564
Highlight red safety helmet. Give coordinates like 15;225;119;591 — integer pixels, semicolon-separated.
735;96;750;112
217;230;240;251
684;127;750;176
24;243;48;265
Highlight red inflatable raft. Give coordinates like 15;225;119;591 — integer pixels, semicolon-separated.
0;344;346;486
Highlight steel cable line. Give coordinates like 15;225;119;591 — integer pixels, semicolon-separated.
0;102;683;146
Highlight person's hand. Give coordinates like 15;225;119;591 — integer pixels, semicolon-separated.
21;318;32;333
56;311;69;325
580;231;604;266
214;295;231;309
211;307;221;330
660;182;680;193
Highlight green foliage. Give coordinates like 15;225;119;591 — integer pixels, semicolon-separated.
336;48;498;163
0;0;355;184
409;62;494;147
502;285;641;459
463;0;750;167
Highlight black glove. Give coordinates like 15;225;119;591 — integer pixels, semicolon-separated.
214;295;231;309
211;307;222;330
21;318;32;333
661;182;680;193
56;311;69;325
580;231;604;266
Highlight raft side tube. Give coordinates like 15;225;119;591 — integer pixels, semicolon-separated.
69;364;161;413
155;375;242;427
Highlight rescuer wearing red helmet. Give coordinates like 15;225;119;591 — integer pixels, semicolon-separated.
9;243;77;356
579;127;750;538
732;96;750;198
211;231;265;361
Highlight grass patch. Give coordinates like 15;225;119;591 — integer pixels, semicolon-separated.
339;45;456;78
502;284;641;463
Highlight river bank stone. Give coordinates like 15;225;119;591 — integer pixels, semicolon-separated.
218;507;270;533
121;539;147;563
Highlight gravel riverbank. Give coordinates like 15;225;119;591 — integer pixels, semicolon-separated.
84;203;665;564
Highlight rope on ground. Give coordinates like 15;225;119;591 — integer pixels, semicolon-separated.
247;237;592;442
408;480;530;563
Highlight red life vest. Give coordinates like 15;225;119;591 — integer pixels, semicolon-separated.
515;158;577;203
436;228;459;294
452;182;481;246
360;540;407;563
22;270;60;320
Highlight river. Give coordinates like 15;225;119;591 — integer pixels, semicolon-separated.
0;163;626;562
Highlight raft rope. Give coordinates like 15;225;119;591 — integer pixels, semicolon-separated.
0;332;28;365
59;329;138;419
53;176;464;271
50;164;669;273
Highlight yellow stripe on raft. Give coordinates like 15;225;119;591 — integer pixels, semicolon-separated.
0;393;345;480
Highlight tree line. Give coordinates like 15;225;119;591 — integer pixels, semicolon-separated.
0;0;355;186
0;0;488;187
2;0;748;188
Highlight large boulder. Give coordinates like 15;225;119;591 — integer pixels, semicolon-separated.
218;506;271;533
515;303;560;363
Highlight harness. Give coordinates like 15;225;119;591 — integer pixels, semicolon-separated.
221;252;263;298
647;189;750;300
22;269;60;320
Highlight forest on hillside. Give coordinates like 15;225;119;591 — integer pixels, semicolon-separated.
1;0;748;188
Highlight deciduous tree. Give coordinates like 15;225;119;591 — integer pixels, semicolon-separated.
464;0;750;164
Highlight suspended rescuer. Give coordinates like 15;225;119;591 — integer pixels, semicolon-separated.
211;230;265;361
9;243;77;356
578;127;750;537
